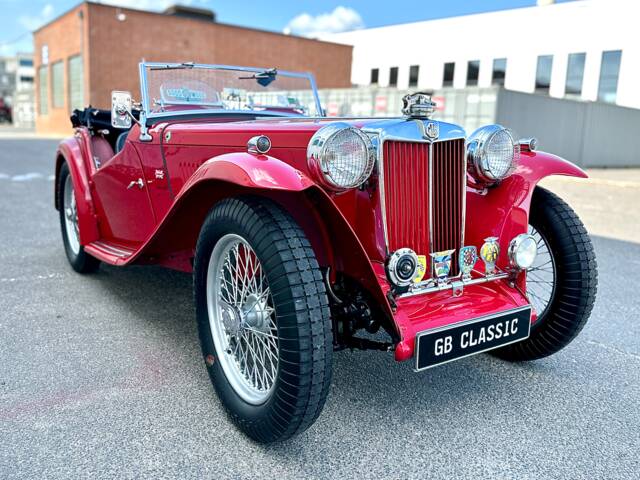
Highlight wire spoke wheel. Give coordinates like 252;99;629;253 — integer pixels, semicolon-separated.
206;234;279;405
195;197;333;442
526;224;557;319
57;163;100;273
63;175;80;255
493;187;597;361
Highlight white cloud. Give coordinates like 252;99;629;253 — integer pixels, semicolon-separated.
283;6;364;38
19;3;55;31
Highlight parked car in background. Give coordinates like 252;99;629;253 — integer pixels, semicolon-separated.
54;62;597;443
0;98;12;124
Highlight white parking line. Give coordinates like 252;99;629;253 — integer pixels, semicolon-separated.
0;172;54;182
11;172;44;181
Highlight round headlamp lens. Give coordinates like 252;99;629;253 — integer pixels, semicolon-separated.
467;125;520;184
484;129;517;180
509;234;537;270
324;129;370;187
307;124;375;190
256;136;271;153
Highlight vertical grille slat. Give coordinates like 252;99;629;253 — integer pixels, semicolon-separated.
383;138;465;279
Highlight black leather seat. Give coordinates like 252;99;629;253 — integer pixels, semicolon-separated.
115;130;129;153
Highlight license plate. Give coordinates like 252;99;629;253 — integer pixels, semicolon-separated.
415;306;531;371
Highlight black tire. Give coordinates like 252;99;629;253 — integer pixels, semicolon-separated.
194;196;333;443
57;163;100;273
493;186;597;361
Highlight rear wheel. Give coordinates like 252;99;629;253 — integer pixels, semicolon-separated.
194;197;333;443
57;163;100;273
493;186;597;361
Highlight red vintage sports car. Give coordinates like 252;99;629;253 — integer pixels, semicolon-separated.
55;62;597;442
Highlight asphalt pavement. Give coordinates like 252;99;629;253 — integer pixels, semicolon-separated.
0;136;639;479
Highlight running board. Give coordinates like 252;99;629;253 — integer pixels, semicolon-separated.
85;240;136;265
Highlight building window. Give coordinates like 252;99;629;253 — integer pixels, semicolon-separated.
19;76;34;83
370;68;379;85
565;53;586;97
535;55;553;94
597;50;622;104
68;55;84;111
38;66;48;115
19;58;34;67
408;65;419;87
492;58;507;86
389;67;398;87
51;61;64;109
467;60;480;87
443;62;455;87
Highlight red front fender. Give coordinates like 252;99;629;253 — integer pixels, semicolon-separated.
132;152;316;265
135;153;393;325
465;149;587;256
184;152;316;192
518;149;587;190
55;135;100;245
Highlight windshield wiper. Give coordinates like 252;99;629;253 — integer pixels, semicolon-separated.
149;62;195;71
239;68;277;87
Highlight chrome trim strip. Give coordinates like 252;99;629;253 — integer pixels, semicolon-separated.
413;305;532;372
138;62;151;141
400;271;510;298
91;241;133;258
371;134;388;252
461;140;467;261
428;141;434;255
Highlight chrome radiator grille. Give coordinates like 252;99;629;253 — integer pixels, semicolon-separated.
382;139;466;277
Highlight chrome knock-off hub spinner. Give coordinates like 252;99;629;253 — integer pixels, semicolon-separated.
242;293;272;332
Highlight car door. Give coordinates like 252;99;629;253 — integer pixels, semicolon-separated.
91;139;156;245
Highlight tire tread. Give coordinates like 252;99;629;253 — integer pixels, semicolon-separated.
194;196;332;443
493;186;597;361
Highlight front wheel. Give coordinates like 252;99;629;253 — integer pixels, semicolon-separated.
57;163;100;273
493;186;597;361
194;197;333;443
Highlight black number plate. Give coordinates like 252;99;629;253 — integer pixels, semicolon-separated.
415;307;531;371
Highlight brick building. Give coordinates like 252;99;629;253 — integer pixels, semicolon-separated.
33;2;353;135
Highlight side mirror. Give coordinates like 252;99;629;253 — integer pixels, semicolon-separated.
111;90;132;129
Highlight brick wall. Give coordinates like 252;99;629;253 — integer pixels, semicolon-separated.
34;2;352;135
33;4;88;135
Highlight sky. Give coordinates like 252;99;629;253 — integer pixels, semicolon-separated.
0;0;576;56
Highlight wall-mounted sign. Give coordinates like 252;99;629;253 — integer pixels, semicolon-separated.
327;102;339;116
375;95;388;113
432;96;445;111
41;45;49;66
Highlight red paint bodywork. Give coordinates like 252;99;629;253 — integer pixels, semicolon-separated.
55;116;587;363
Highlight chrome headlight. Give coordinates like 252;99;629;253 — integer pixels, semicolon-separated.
508;234;538;270
307;123;376;191
466;125;520;185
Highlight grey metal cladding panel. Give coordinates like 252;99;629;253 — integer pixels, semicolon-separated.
582;103;638;167
496;89;640;168
495;90;586;167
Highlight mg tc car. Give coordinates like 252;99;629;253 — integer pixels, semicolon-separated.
54;62;597;443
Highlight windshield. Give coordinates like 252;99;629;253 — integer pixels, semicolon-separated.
140;63;322;118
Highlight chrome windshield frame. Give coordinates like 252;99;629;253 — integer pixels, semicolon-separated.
137;61;323;140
